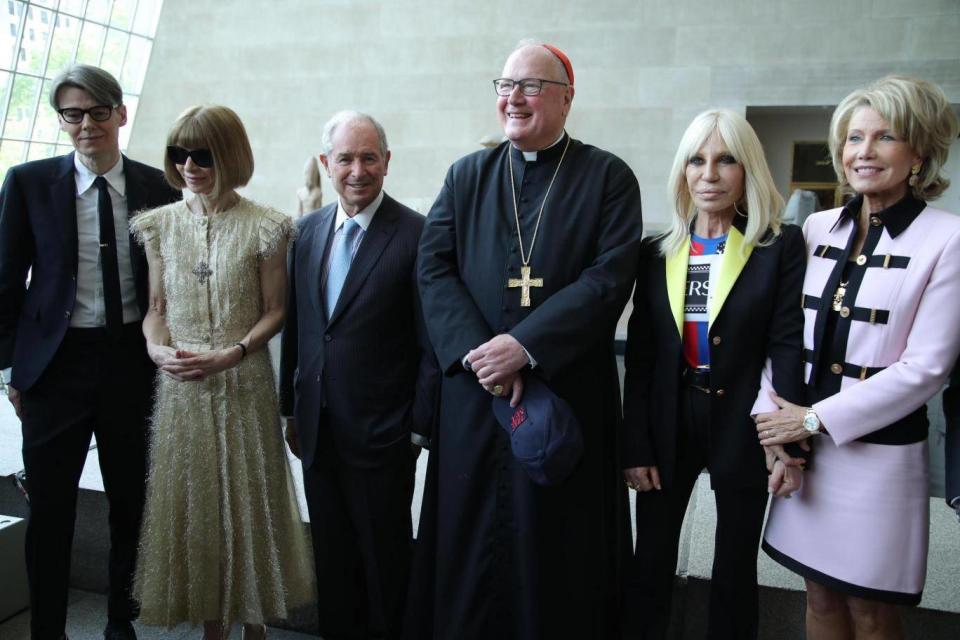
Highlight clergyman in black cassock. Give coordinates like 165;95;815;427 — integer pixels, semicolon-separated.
406;42;644;639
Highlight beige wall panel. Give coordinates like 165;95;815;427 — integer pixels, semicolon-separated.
752;19;910;63
711;60;960;106
545;27;676;68
872;0;959;18
905;14;960;59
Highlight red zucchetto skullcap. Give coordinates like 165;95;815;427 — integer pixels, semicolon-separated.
542;44;574;86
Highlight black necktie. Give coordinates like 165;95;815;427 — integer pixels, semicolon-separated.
94;176;123;334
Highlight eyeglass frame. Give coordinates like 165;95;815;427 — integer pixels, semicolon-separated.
492;77;570;97
56;105;117;124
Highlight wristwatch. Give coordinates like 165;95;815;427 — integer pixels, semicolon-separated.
802;408;821;434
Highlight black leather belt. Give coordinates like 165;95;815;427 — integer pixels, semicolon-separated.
65;321;142;342
681;367;711;392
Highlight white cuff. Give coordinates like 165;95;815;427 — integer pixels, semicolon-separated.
411;433;430;449
520;345;537;368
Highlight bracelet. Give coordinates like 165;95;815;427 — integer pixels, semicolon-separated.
233;342;247;359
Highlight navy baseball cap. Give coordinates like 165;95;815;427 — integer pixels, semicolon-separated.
492;375;584;486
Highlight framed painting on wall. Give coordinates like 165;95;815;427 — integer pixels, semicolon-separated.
791;141;836;183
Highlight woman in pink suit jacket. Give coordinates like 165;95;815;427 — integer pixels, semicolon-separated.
756;76;960;638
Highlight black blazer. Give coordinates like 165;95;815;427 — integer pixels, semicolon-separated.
279;193;439;470
0;153;180;391
622;221;806;489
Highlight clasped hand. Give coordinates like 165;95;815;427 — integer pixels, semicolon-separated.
148;343;242;381
755;392;816;447
466;334;529;406
767;455;804;498
623;466;661;492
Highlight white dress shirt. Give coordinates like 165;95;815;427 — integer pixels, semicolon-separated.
71;154;140;327
321;190;384;289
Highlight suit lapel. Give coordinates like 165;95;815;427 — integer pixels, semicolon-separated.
709;224;753;328
664;239;689;337
307;206;336;322
53;153;79;273
328;195;399;327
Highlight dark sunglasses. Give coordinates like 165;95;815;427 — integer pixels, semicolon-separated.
166;145;214;168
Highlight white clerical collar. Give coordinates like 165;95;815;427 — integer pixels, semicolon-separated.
74;153;125;196
519;131;567;162
335;189;384;231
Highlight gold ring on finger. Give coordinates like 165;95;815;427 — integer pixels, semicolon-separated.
492;384;504;396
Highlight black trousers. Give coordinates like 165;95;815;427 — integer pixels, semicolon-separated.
303;429;417;640
623;385;769;640
19;325;153;640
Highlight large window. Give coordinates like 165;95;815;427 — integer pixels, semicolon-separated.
0;0;163;181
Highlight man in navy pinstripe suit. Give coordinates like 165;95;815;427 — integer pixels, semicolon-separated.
279;111;438;640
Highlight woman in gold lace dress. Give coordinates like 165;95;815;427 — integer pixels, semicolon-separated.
130;105;313;639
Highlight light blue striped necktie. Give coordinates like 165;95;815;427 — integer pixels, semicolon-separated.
325;218;360;319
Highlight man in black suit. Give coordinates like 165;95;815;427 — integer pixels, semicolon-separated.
279;111;438;640
0;65;180;640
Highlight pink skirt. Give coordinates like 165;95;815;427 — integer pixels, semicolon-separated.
762;436;928;605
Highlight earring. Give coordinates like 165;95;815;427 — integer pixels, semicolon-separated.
734;202;747;217
908;164;921;187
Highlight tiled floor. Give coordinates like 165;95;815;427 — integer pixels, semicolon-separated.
0;591;317;640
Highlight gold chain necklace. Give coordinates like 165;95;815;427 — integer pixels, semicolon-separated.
506;136;571;306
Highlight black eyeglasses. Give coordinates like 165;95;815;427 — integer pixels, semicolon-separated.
57;105;115;124
167;146;214;168
493;78;569;97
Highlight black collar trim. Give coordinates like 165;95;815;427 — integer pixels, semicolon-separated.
829;193;926;238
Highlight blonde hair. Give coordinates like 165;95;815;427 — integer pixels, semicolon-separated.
164;105;254;198
662;109;784;257
829;75;958;201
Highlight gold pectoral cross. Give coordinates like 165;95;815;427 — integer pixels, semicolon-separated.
508;265;543;307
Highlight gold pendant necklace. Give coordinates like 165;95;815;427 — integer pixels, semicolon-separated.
506;136;571;306
832;280;848;311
